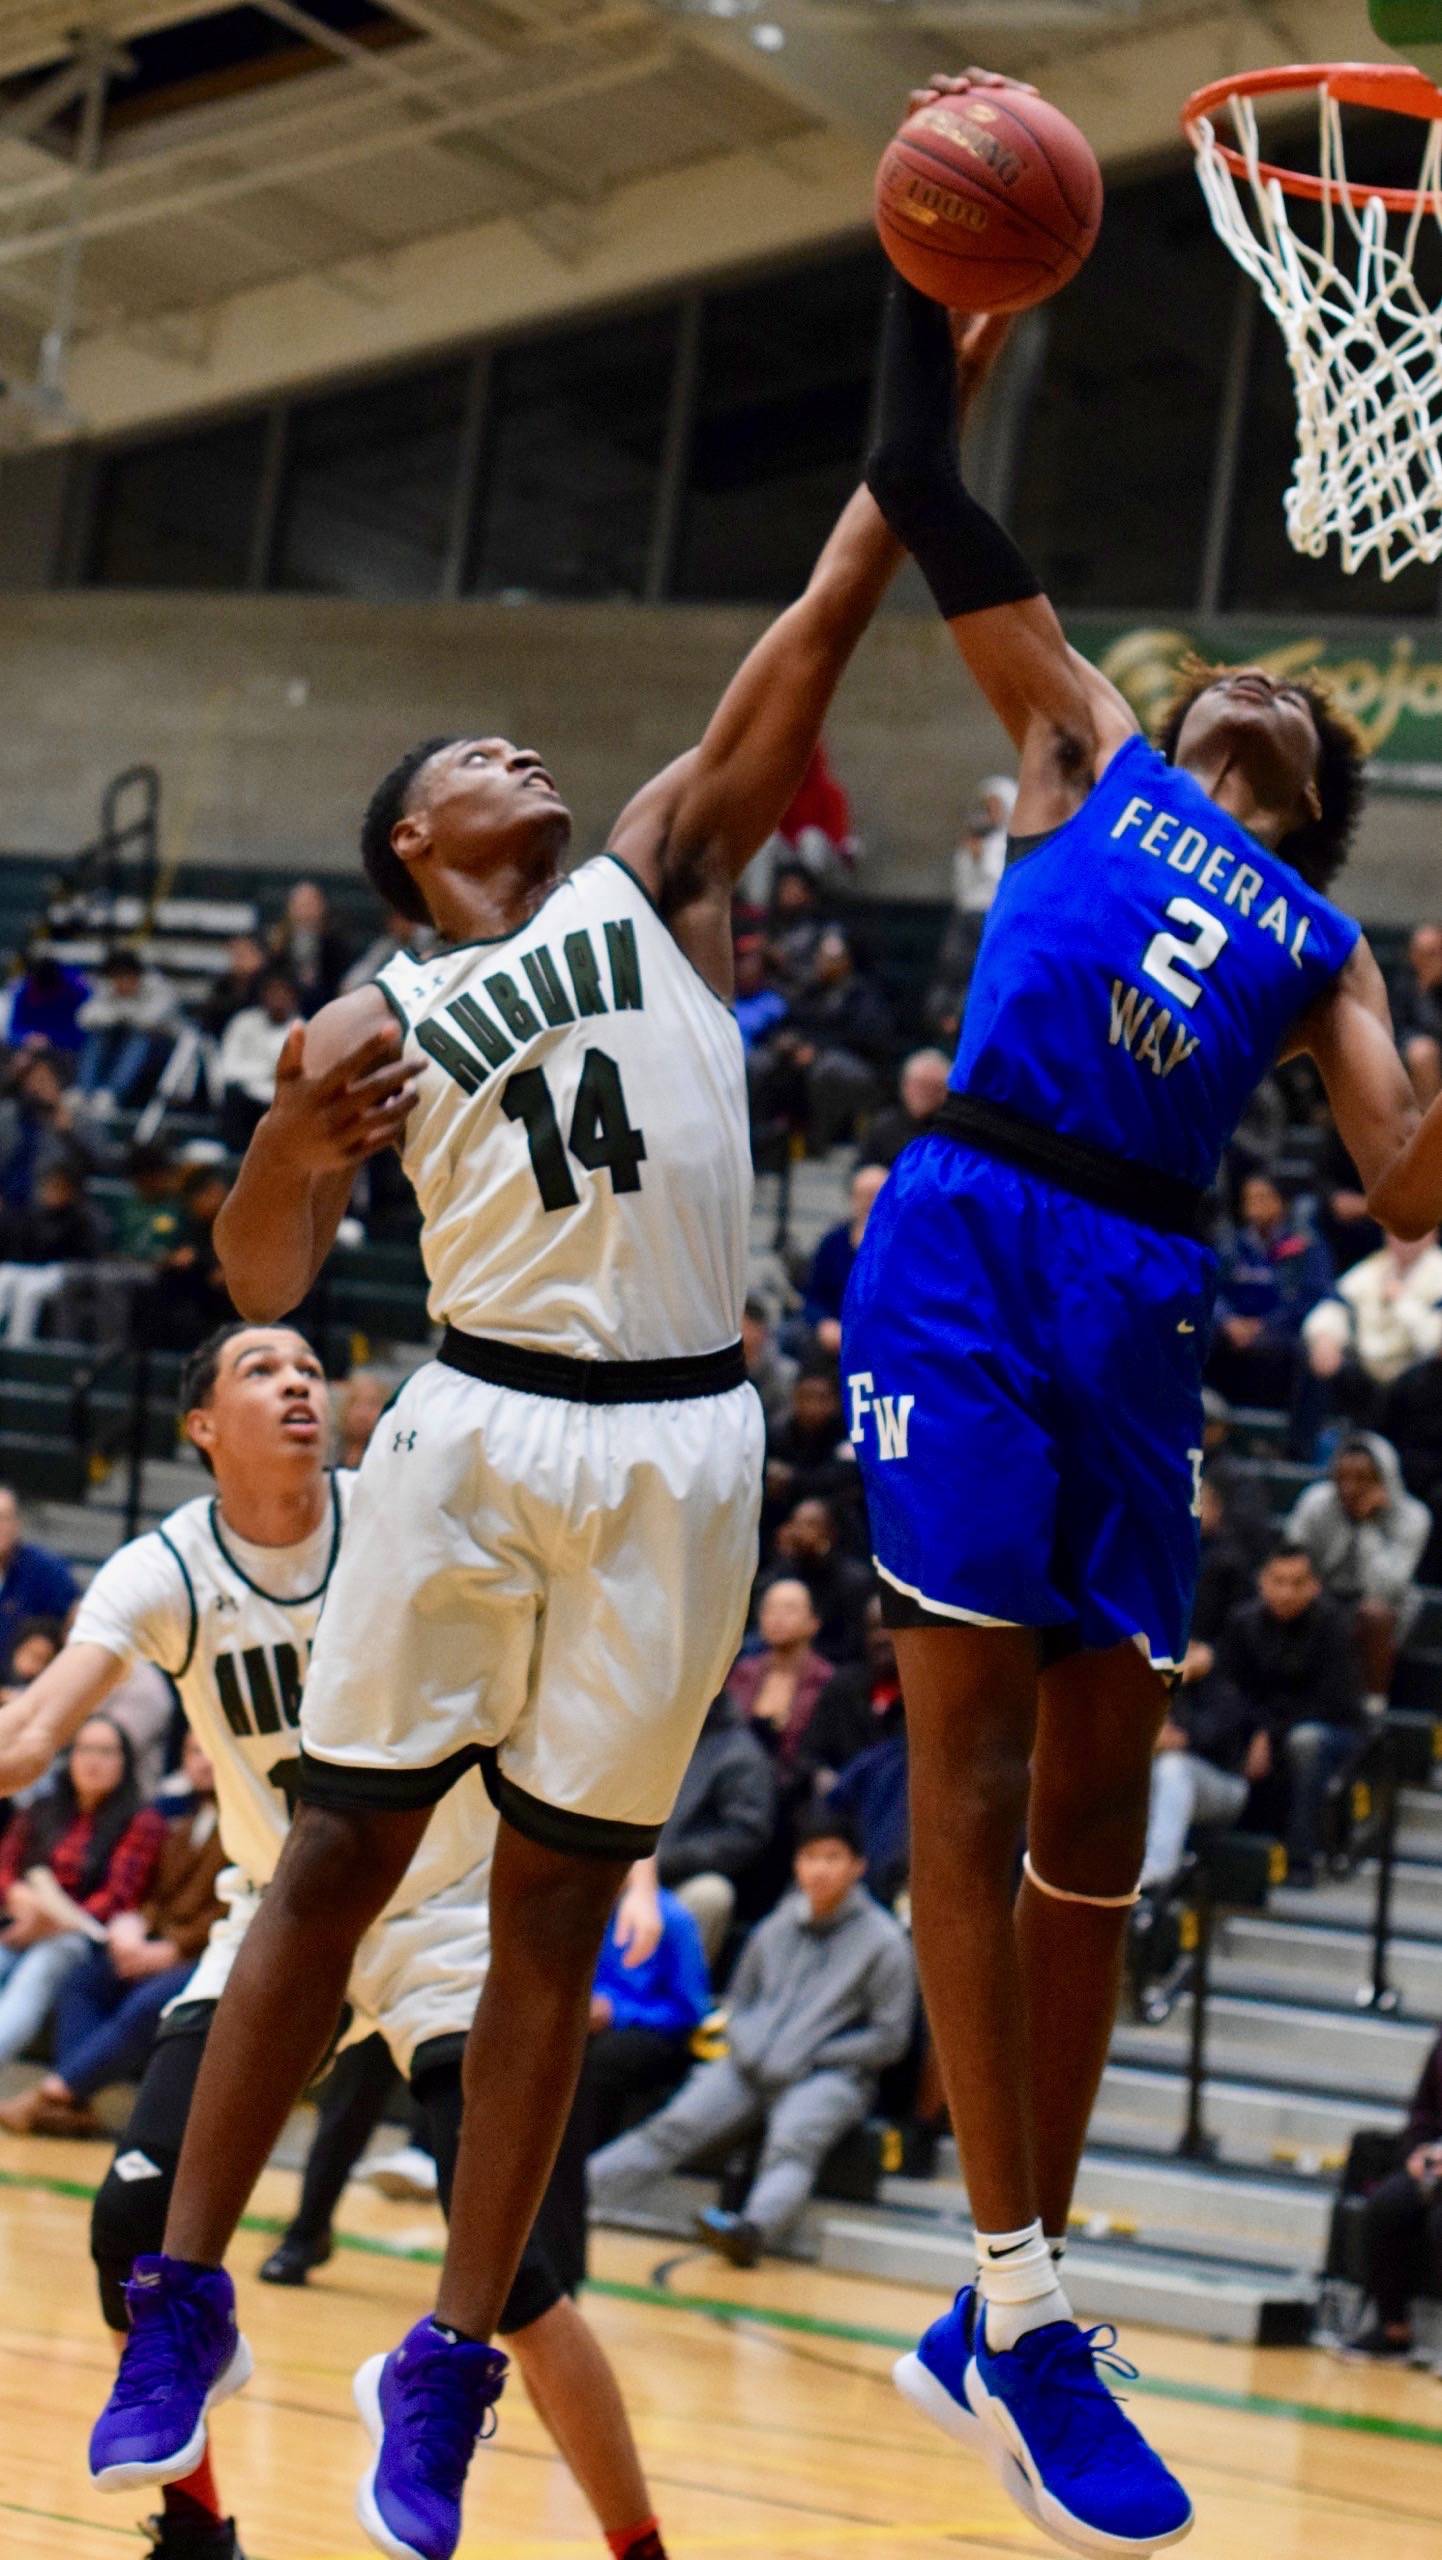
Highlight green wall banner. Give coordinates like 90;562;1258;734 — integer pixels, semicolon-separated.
1070;618;1442;782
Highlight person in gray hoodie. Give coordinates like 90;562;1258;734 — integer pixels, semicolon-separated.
1287;1431;1431;1710
587;1802;914;2267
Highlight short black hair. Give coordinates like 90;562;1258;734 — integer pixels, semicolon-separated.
1264;1538;1316;1571
1155;658;1366;894
795;1800;864;1858
1336;1436;1382;1472
179;1322;253;1430
360;738;460;925
179;1320;314;1475
105;948;144;976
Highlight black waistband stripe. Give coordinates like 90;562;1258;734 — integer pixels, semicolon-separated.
439;1326;748;1404
933;1093;1208;1243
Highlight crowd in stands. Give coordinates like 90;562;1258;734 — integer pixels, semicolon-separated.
5;757;1442;2321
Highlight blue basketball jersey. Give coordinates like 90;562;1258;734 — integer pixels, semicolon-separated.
951;735;1361;1192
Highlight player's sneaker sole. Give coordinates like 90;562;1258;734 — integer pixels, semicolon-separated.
354;2353;429;2560
895;2349;1055;2537
92;2335;255;2493
965;2354;1192;2555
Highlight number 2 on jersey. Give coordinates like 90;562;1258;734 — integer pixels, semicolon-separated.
1141;896;1229;1013
503;1048;647;1212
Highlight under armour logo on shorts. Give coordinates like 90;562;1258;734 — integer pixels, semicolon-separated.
393;1429;417;1452
113;2151;163;2183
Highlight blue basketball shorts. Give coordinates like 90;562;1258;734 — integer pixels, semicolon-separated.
842;1134;1216;1672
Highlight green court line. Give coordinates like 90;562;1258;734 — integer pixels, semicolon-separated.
6;2164;1442;2452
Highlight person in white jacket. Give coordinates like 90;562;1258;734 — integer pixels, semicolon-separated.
1287;1431;1432;1711
1300;1229;1442;1452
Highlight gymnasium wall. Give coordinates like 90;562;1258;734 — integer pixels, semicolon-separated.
0;587;1439;920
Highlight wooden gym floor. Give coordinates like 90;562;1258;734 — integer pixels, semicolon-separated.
0;2137;1438;2560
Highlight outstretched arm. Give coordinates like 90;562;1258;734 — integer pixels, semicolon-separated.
214;987;421;1322
607;492;902;996
862;77;1135;832
0;1643;127;1795
609;75;1022;998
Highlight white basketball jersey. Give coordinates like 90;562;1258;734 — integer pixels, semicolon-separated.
377;854;752;1360
69;1475;486;1914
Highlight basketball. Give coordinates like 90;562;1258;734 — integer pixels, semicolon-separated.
875;88;1103;314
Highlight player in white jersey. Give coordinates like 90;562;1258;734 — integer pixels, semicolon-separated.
0;1324;677;2560
88;243;977;2560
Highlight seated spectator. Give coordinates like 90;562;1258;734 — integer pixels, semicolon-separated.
340;904;436;996
1;1615;63;1703
582;1886;712;2155
1287;1435;1430;1710
337;1367;394;1471
267;880;353;1016
3;952;89;1055
1185;1469;1269;1681
1300;1230;1442;1451
726;1580;833;1775
0;1487;77;1668
763;1363;858;1537
1219;1543;1365;1880
802;1166;888;1356
588;1804;914;2267
765;1497;875;1666
787;930;895;1153
1209;1173;1334;1416
217;969;301;1151
766;863;826;990
0;1729;224;2136
656;1693;777;1962
776;739;857;884
1220;1073;1288;1207
146;1162;237;1352
1390;921;1442;1106
195;932;266;1040
733;936;789;1056
0;1047;97;1213
952;775;1015;922
829;1724;909;1908
0;1716;163;2066
798;1597;904;1789
1346;2024;1442;2360
0;1159;107;1342
856;1048;951;1172
1314;1119;1383;1279
109;1143;184;1262
1382;1342;1442;1570
742;1293;796;1433
1138;1669;1256;1895
76;950;178;1108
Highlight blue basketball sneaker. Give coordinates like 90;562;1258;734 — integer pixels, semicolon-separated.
893;2286;1041;2525
90;2255;253;2492
354;2317;508;2560
966;2317;1194;2554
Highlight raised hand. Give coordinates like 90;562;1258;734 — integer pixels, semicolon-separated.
909;66;1040;113
265;1021;422;1174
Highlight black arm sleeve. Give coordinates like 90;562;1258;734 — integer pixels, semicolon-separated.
864;274;1041;623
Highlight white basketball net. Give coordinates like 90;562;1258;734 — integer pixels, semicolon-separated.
1191;85;1442;579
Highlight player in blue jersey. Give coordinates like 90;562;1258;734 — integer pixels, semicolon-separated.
847;70;1420;2560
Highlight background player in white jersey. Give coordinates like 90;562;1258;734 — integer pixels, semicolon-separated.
88;155;1020;2559
0;1323;677;2560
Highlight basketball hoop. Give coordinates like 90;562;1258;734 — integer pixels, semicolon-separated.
1184;61;1442;579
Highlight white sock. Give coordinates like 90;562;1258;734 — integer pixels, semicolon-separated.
976;2220;1073;2350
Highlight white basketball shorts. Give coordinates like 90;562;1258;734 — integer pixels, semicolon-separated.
296;1343;764;1857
